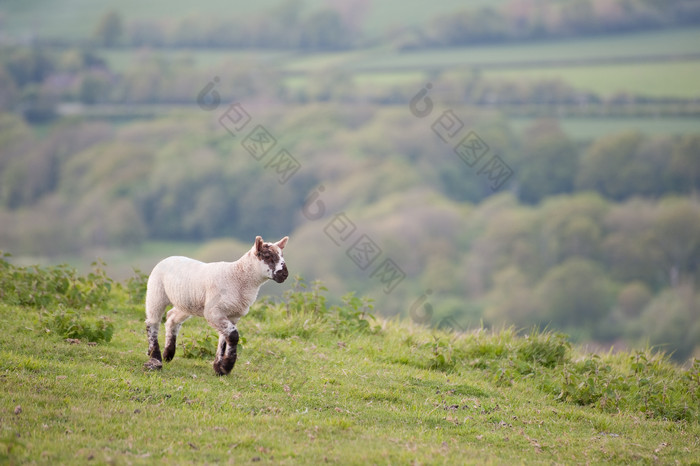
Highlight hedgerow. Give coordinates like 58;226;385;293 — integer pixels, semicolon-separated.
0;252;112;310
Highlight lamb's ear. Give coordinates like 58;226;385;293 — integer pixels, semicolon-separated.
255;236;264;254
276;236;289;250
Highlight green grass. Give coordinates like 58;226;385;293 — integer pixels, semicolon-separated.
0;263;698;464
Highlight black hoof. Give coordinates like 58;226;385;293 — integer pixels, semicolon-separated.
144;358;163;371
213;356;236;376
163;344;175;362
213;360;227;376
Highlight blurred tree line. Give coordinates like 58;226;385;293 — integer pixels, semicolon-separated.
396;0;700;49
491;192;700;360
9;0;699;53
0;44;693;126
87;0;700;51
94;1;352;50
2;106;698;251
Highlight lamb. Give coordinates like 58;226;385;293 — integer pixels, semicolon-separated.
144;236;289;375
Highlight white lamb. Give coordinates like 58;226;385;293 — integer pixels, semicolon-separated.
144;236;289;375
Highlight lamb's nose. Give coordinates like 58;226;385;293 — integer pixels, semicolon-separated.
275;264;288;282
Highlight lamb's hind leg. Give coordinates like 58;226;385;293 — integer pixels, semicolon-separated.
144;323;163;370
163;308;191;362
144;277;169;370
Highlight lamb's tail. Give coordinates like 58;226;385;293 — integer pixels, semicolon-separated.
145;266;169;325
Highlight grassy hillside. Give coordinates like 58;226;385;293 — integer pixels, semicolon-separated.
0;263;698;464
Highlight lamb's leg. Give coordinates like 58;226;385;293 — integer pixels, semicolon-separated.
163;308;191;362
213;334;227;371
214;326;239;376
144;276;170;371
209;319;239;376
144;323;163;370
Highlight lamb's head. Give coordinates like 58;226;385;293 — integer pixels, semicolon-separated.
253;236;289;283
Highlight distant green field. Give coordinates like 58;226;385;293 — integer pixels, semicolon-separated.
353;71;426;87
281;27;700;73
99;49;292;73
88;26;700;102
278;28;700;99
485;60;700;99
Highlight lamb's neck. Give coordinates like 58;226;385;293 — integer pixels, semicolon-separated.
229;253;268;291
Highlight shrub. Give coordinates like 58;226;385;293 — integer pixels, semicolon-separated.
425;336;457;371
180;332;218;359
330;293;377;335
38;306;114;343
0;252;112;310
279;277;378;336
180;330;247;359
552;350;699;421
282;277;328;316
125;267;148;305
517;330;570;369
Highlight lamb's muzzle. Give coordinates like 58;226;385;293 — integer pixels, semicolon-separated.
273;263;288;283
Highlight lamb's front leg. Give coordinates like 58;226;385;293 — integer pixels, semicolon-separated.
210;320;239;376
213;334;227;373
